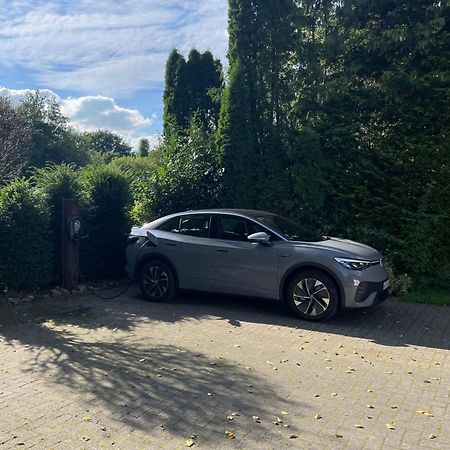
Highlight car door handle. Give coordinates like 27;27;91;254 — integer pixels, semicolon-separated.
216;249;228;253
165;243;177;247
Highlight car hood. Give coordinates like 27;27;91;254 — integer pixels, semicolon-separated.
289;237;381;260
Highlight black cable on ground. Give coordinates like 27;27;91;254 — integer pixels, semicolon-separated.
77;237;149;301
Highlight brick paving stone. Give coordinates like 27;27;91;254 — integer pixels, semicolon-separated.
0;289;449;449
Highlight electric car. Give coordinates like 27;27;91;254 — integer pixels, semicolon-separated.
126;209;389;321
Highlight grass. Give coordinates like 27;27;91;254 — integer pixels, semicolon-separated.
403;289;450;306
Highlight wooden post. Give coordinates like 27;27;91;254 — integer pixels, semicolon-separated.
61;199;80;291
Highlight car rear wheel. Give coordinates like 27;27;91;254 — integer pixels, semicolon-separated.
286;270;339;321
139;259;176;302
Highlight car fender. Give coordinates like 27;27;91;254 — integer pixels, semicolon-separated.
278;262;345;306
135;251;179;289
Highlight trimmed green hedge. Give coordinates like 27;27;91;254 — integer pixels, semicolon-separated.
0;179;53;291
0;164;132;291
80;165;132;280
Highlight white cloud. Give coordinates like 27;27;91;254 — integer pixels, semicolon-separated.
0;0;228;97
0;86;155;144
61;95;152;134
0;86;59;105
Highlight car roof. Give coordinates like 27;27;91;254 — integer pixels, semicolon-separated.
176;209;274;218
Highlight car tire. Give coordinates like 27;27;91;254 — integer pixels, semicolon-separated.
139;259;176;302
286;269;339;321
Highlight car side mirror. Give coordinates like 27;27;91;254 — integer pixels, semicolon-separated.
247;232;271;244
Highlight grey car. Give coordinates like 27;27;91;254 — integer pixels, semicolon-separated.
126;209;389;321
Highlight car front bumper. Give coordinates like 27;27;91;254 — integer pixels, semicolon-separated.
337;264;390;308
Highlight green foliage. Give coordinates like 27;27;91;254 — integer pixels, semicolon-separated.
83;129;132;159
17;92;91;168
0;97;32;183
138;137;150;157
404;290;450;306
0;179;53;290
216;61;257;208
32;164;81;283
384;261;413;297
163;48;223;137
80;165;132;279
134;119;220;222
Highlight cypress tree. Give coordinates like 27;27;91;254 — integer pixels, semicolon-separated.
216;61;257;208
138;137;150;157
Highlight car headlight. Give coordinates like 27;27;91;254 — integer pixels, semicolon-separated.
334;257;379;270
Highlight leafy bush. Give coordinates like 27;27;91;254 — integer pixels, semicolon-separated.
133;121;220;223
0;179;53;290
80;165;132;279
32;164;81;283
384;262;413;297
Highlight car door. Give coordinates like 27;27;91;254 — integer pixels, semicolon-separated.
210;214;279;299
154;213;214;292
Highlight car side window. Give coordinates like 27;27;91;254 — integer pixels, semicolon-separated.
157;216;180;233
216;215;266;242
178;214;210;238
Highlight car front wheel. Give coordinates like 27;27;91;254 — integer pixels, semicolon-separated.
286;270;339;321
139;259;176;302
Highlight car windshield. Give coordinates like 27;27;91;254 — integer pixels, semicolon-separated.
254;214;324;242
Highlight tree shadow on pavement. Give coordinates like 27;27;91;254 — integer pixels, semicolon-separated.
0;302;305;447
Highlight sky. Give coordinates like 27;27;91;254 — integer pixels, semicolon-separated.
0;0;229;149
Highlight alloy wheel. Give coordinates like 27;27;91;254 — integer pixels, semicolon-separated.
142;264;169;299
292;278;331;316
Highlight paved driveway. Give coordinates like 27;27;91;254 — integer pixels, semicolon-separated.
0;288;449;450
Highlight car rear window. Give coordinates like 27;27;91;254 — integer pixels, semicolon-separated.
179;215;210;238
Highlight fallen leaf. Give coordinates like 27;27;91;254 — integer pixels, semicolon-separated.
185;437;196;447
367;416;373;420
281;411;289;415
225;431;235;439
386;423;395;430
81;436;90;442
424;412;434;417
266;360;274;365
331;392;337;397
390;405;398;409
335;433;343;438
354;424;364;429
314;413;322;420
252;415;261;423
428;433;437;440
367;389;373;393
82;416;92;422
139;358;146;362
314;394;320;398
273;417;283;425
367;405;374;409
289;434;298;439
416;410;426;414
234;344;240;348
231;412;240;417
227;415;234;421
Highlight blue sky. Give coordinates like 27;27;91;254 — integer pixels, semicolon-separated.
0;0;228;148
